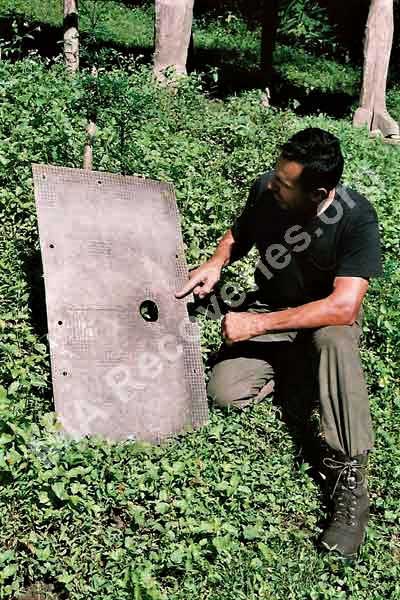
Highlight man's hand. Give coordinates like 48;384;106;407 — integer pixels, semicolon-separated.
222;312;264;345
175;258;223;300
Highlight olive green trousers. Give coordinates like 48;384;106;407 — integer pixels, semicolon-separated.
208;309;374;457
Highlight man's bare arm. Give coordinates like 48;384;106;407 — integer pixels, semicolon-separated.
222;277;369;343
175;229;236;299
208;229;236;269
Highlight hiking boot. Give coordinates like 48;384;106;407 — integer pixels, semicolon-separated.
320;450;369;559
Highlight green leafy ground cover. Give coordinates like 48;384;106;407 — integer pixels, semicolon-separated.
0;54;399;599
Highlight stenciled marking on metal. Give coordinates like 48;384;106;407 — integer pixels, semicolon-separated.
32;164;208;442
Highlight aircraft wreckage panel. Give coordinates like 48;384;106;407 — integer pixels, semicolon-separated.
32;164;208;442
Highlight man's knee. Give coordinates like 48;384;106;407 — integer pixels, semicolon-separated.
207;352;275;409
313;325;357;354
207;374;253;409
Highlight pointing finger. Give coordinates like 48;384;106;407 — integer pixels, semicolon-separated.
175;275;201;299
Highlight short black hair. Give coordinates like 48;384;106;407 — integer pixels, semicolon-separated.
280;128;344;192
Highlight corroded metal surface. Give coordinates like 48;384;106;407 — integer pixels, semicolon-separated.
32;164;208;442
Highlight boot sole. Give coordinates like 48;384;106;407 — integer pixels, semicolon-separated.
320;528;366;561
320;540;358;560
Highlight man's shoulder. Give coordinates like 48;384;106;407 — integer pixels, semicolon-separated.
253;170;274;191
337;184;379;223
248;171;274;205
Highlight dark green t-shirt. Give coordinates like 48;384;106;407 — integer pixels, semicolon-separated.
231;172;383;309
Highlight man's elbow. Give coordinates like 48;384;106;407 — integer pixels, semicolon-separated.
343;309;358;326
331;301;359;326
330;276;369;326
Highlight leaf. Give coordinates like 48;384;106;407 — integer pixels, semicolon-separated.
212;535;233;553
29;375;46;388
51;482;67;500
155;502;169;514
243;525;263;540
7;381;19;395
35;546;51;561
37;491;51;505
194;521;216;534
0;563;17;580
57;573;75;584
0;551;15;565
258;542;276;563
0;434;14;444
6;448;22;465
170;548;184;564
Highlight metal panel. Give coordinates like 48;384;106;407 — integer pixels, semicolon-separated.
32;164;208;442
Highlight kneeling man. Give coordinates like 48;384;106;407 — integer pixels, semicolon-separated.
176;128;382;558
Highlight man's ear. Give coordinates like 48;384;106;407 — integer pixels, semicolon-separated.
310;187;329;204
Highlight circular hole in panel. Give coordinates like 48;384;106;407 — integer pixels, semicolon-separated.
97;180;102;185
62;371;68;376
42;174;46;180
139;300;159;322
58;321;63;326
49;243;55;248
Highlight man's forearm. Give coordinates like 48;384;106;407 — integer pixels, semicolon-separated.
222;276;368;344
210;229;236;268
256;296;356;334
222;297;352;345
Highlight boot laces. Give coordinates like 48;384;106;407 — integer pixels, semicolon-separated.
323;457;365;526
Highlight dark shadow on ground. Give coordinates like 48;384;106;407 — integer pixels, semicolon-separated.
193;61;355;118
23;250;48;340
22;249;54;414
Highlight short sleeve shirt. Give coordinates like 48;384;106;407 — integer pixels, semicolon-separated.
231;172;383;308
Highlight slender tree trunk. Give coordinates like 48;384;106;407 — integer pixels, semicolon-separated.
64;0;79;74
353;0;399;137
153;0;194;82
83;120;96;170
261;0;280;86
83;67;98;170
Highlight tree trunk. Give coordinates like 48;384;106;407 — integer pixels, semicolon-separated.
83;120;96;170
153;0;194;82
353;0;399;137
83;67;98;170
260;0;280;86
64;0;79;74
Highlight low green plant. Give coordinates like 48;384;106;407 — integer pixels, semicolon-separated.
278;0;337;55
274;44;360;96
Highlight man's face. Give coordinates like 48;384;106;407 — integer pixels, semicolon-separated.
267;158;313;215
